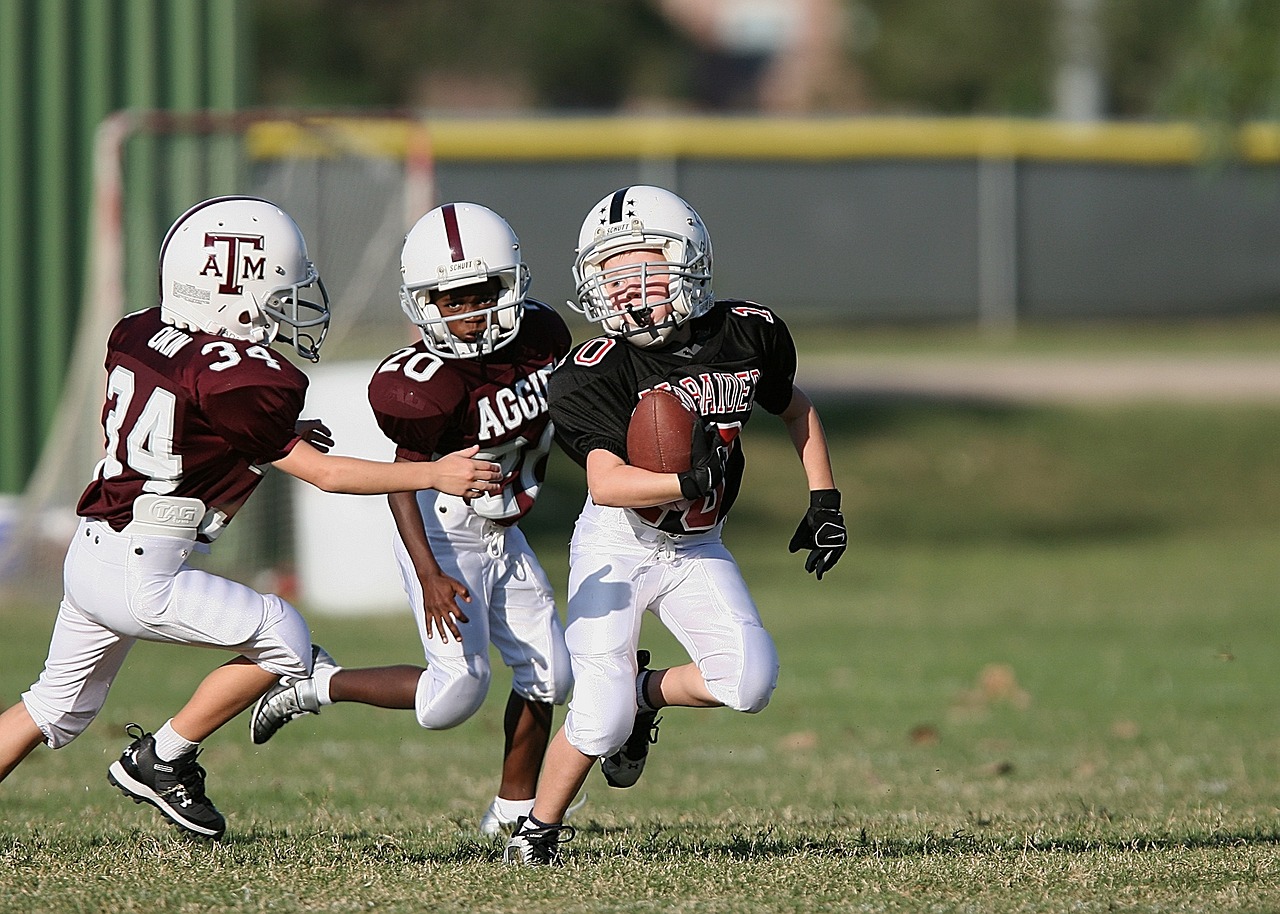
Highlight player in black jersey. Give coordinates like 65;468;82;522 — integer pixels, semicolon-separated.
506;185;846;865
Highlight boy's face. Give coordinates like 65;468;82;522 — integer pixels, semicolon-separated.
600;249;674;330
429;277;503;343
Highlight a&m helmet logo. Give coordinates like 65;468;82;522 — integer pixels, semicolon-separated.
200;233;266;295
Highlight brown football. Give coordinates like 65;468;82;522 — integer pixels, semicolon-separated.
626;388;700;473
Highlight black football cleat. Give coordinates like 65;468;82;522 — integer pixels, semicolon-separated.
504;816;576;866
107;723;226;839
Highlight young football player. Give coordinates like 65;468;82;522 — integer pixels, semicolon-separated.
248;203;574;836
0;196;500;840
505;185;846;864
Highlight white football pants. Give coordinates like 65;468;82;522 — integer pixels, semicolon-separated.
561;500;779;759
393;490;571;730
23;518;313;748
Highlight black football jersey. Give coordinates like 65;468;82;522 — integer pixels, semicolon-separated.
549;300;797;535
77;307;308;538
367;300;571;524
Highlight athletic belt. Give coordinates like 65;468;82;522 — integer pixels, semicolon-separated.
122;494;206;540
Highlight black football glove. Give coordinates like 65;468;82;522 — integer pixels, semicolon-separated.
788;489;846;580
677;420;725;500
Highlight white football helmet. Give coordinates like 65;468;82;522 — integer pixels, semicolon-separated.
399;203;531;359
158;195;330;361
572;185;713;349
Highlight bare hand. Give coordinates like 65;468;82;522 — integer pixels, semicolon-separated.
432;446;501;498
419;569;471;643
295;419;334;453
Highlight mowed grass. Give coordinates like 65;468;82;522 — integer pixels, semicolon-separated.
4;393;1280;912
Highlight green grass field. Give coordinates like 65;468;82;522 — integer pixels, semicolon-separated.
3;367;1280;911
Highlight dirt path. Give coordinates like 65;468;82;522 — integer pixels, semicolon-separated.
798;354;1280;403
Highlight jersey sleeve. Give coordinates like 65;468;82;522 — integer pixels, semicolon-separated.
367;361;458;461
751;307;798;415
547;356;630;468
198;360;307;463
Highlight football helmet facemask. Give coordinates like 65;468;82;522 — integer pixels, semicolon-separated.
572;185;713;349
158;196;330;361
399;203;531;359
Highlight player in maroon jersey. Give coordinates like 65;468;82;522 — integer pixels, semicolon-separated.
505;186;847;864
0;197;500;840
249;203;575;836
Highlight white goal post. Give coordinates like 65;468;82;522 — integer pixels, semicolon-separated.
1;110;437;606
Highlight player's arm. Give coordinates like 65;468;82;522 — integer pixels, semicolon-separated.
586;436;725;508
272;440;500;496
585;448;687;508
778;386;836;490
387;470;471;643
779;386;846;579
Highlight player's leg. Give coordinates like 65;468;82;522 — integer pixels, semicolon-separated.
479;691;554;834
252;503;494;742
328;665;422;706
504;727;594;865
597;540;779;791
507;523;648;864
11;526;139;779
480;531;571;834
652;542;779;713
0;704;44;781
106;549;314;840
642;663;721;707
400;527;495;728
172;656;281;741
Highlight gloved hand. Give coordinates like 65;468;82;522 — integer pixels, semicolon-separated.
677;420;725;500
788;489;846;580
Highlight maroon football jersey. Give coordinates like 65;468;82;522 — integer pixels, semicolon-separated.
77;308;308;538
367;300;571;525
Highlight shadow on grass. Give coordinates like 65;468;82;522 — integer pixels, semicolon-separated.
199;823;1280;865
675;826;1280;860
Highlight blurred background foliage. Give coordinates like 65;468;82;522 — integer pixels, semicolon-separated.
252;0;1280;123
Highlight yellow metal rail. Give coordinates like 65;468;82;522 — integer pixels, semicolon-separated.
247;115;1280;164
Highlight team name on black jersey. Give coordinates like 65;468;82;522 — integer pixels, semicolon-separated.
548;300;798;534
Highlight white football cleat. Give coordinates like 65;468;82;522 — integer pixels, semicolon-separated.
250;644;339;745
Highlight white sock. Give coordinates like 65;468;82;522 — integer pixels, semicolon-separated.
313;666;339;706
153;720;199;761
490;796;535;824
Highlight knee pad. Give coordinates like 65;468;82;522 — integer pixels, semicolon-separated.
561;651;638;757
243;595;312;679
415;654;491;729
702;625;779;714
565;700;638;759
510;637;573;706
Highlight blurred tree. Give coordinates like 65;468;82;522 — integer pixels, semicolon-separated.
852;0;1056;114
1100;0;1202;117
253;0;694;110
252;0;1280;122
1152;0;1280;122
